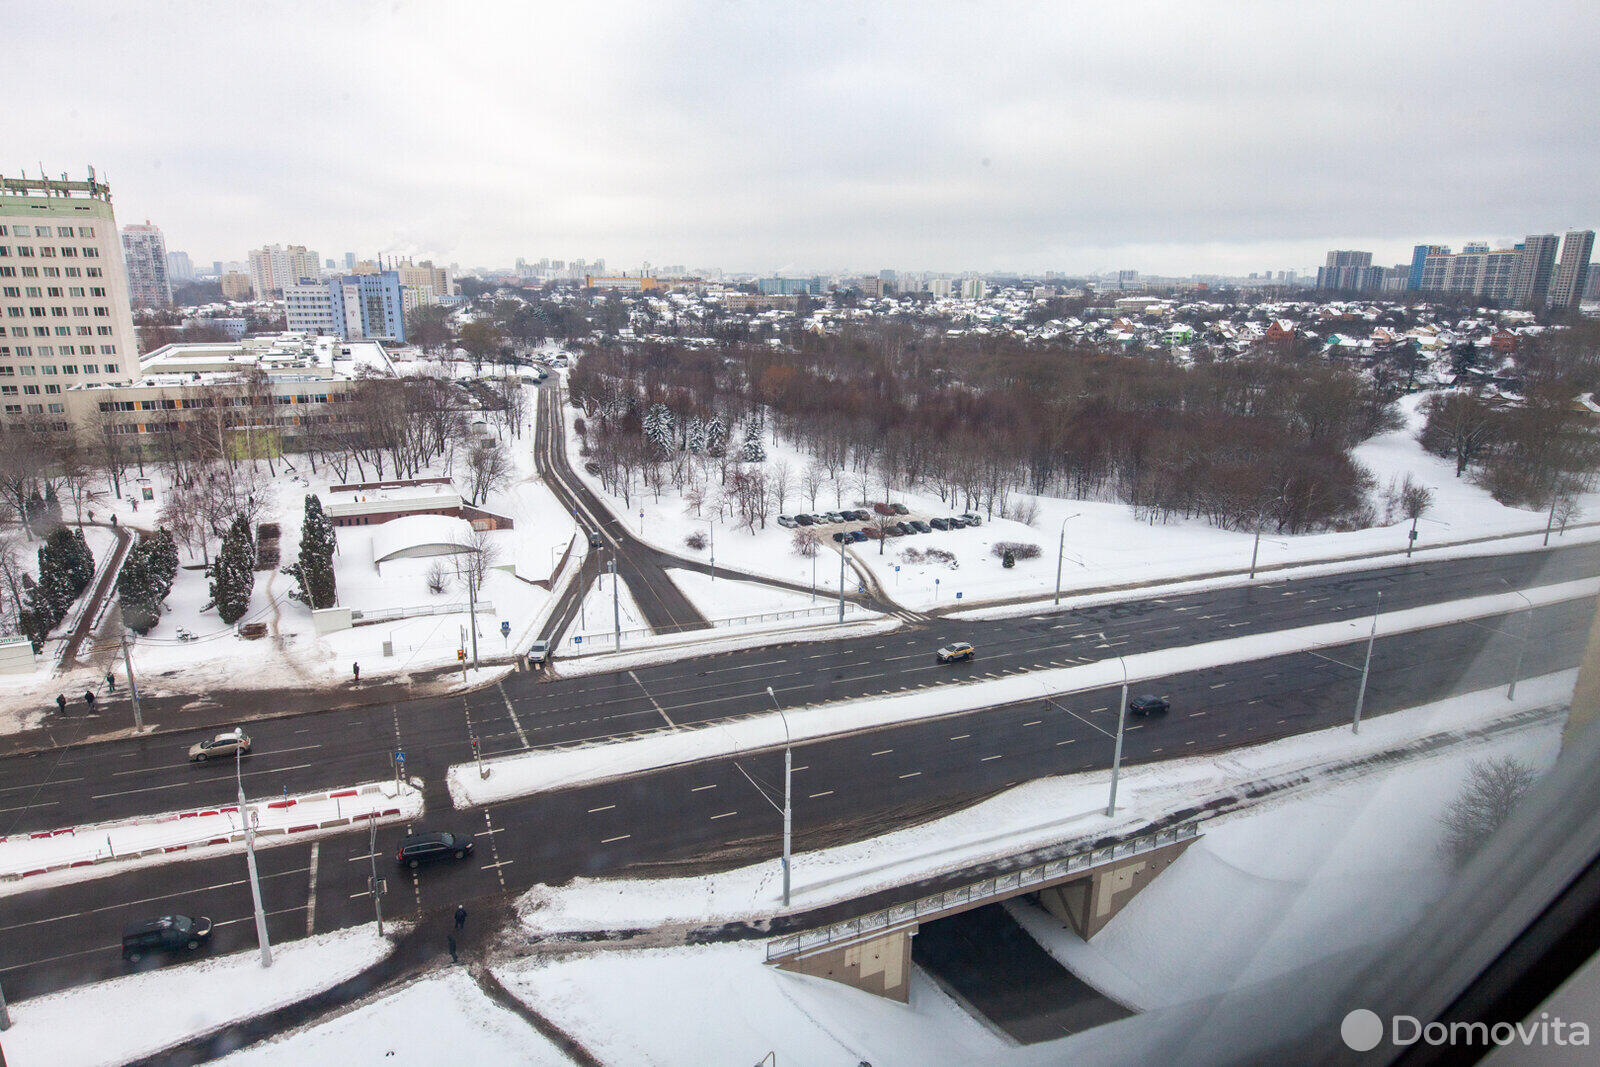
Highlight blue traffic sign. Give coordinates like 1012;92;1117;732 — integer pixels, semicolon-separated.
501;620;511;636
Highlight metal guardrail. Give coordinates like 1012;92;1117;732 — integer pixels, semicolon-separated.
567;602;867;651
351;600;495;625
765;821;1198;963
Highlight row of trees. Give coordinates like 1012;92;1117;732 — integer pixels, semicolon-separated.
19;527;95;650
117;529;180;633
569;329;1400;533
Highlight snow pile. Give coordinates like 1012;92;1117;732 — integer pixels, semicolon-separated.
3;926;392;1067
219;970;570;1066
514;672;1574;931
0;778;421;891
451;580;1594;807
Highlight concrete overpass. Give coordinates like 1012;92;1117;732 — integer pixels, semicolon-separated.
765;822;1199;1001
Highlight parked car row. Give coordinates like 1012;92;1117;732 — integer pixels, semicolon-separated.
777;503;910;529
778;507;985;534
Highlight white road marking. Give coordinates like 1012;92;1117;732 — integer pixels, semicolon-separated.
898;771;921;779
691;784;717;792
496;681;530;749
305;842;320;935
809;790;834;799
602;834;631;844
630;670;675;728
588;804;616;813
710;811;737;820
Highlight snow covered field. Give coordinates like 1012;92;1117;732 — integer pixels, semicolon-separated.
220;970;571;1066
2;926;392;1067
451;579;1594;808
501;680;1569;1066
566;389;1600;614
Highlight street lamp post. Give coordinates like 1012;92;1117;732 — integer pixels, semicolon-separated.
708;521;716;584
237;747;272;967
1502;580;1533;700
610;558;621;648
1106;656;1130;818
1054;512;1082;605
1352;591;1382;734
837;545;847;624
766;687;792;908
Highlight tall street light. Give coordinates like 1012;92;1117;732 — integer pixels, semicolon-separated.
1054;512;1082;606
766;687;793;907
1352;591;1382;734
1106;656;1130;818
236;745;272;967
706;520;716;584
1501;579;1533;700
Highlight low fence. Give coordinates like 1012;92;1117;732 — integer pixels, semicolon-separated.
765;821;1199;963
564;601;869;653
351;599;495;626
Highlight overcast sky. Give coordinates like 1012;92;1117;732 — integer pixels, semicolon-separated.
9;1;1596;276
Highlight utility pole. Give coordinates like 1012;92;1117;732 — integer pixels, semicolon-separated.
237;748;272;967
1407;514;1420;559
368;813;384;937
610;558;621;648
767;688;792;907
1053;512;1080;605
837;546;846;623
121;631;143;732
708;522;715;584
466;571;479;668
1353;591;1381;734
1250;524;1263;580
1504;582;1533;700
1545;493;1558;547
1106;658;1129;817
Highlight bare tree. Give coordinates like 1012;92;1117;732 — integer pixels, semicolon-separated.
802;462;825;510
452;525;500;593
462;439;512;506
768;459;792;515
1440;756;1537;866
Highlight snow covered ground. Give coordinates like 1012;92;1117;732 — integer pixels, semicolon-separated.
498;942;1004;1067
219;970;571;1066
513;671;1574;932
2;926;392;1067
452;579;1593;808
565;389;1600;614
500;679;1569;1065
0;777;421;892
666;566;832;620
0;381;576;730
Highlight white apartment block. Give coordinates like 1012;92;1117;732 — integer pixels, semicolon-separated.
247;243;321;299
0;171;143;422
121;221;173;309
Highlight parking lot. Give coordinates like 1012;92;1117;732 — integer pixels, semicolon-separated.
778;504;987;544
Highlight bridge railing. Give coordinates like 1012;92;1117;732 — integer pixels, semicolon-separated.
765;821;1199;963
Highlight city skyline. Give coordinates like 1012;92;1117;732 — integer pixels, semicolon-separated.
10;1;1598;276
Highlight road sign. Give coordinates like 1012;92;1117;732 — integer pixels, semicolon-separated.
501;620;511;637
574;635;583;645
894;565;900;572
956;591;963;600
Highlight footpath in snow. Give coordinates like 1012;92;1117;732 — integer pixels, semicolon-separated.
0;778;422;893
451;579;1596;807
2;926;393;1067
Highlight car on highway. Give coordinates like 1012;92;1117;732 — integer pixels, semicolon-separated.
1128;694;1171;716
588;532;604;548
936;642;976;663
122;914;212;963
397;831;475;869
188;728;251;762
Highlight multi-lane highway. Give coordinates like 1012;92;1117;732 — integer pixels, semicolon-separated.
0;568;1592;999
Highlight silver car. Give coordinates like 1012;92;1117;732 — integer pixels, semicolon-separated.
188;728;251;762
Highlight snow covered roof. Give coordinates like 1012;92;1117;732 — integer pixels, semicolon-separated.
369;515;476;565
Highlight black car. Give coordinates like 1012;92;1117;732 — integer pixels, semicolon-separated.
890;503;910;516
1128;695;1171;716
588;532;604;548
831;531;848;542
397;831;474;868
795;514;815;526
910;520;933;533
122;914;213;962
930;517;952;531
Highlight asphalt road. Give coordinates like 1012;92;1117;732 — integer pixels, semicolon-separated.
4;540;1595;842
1;593;1589;1001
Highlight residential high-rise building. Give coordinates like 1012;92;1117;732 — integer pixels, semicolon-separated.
1418;246;1520;301
247;244;322;299
1548;230;1595;311
0;169;142;400
1409;245;1449;290
343;252;356;271
1316;250;1383;291
219;271;252;300
165;249;194;283
1508;234;1560;308
283;272;406;341
121;221;173;309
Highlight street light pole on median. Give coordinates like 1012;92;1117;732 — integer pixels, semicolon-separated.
1054;512;1082;606
610;558;622;649
838;545;847;624
237;747;272;967
1502;580;1533;700
1106;656;1129;818
1353;591;1381;734
368;812;384;937
766;687;793;908
121;630;143;732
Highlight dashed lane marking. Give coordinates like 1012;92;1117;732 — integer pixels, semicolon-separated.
601;834;631;844
588;804;616;813
691;784;716;792
305;841;320;936
898;771;921;779
710;810;737;820
809;790;834;798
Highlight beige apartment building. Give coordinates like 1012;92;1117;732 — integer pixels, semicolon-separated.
0;171;143;428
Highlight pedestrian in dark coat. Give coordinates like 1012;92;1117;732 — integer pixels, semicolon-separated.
84;690;97;712
56;693;67;714
455;904;467;931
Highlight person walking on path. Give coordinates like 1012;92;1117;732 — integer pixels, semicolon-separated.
105;671;116;692
84;690;97;713
55;693;67;715
352;662;360;683
447;934;458;963
454;904;467;932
